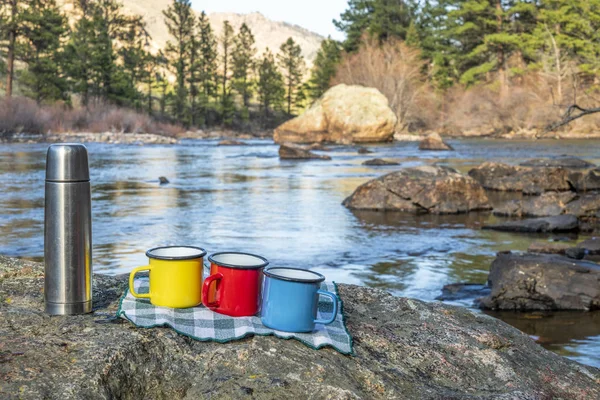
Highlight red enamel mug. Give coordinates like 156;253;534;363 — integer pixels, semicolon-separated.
202;252;269;317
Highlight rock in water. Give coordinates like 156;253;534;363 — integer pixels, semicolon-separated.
468;162;572;194
564;194;600;217
578;238;600;255
527;242;571;255
274;84;397;144
483;215;579;233
492;191;578;218
418;133;453;151
1;256;599;398
159;176;170;185
569;168;600;192
278;144;331;160
520;156;595;169
218;140;247;146
362;158;399;166
357;147;373;154
478;252;600;311
343;166;491;214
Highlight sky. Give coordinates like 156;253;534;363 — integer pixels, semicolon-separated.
191;0;349;40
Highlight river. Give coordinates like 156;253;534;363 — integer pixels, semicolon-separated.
1;138;599;367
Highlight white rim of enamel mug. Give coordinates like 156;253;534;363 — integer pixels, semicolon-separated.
263;267;325;283
208;252;270;270
146;246;207;261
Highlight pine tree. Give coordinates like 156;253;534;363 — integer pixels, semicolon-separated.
446;0;534;98
19;0;68;104
219;20;234;123
197;11;217;112
163;0;194;121
534;0;600;96
405;19;420;48
413;0;457;89
308;37;342;100
187;17;200;125
334;0;372;52
63;2;95;106
232;23;256;108
119;15;152;109
278;37;305;115
257;48;284;117
334;0;416;52
1;0;27;97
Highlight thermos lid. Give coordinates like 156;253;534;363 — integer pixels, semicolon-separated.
45;144;90;182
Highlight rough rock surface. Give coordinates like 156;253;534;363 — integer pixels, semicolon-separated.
565;194;600;217
569;169;600;192
343;166;491;214
468;162;572;194
470;159;600;194
520;156;596;169
274;84;397;144
278;144;331;160
578;238;600;255
527;241;571;255
478;252;600;311
362;158;399;166
492;191;578;218
2;256;599;399
483;215;579;233
418;133;453;151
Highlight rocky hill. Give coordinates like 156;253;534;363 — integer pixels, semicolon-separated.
106;0;324;63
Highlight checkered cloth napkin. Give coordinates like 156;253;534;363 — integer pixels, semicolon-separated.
117;277;353;355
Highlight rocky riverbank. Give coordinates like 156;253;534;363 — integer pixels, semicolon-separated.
0;129;273;145
1;256;599;399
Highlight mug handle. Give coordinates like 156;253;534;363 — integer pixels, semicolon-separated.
202;273;224;309
314;290;339;325
129;265;152;299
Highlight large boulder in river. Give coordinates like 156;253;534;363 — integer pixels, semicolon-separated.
2;256;599;399
478;252;600;311
418;133;453;151
343;166;491;214
274;84;397;144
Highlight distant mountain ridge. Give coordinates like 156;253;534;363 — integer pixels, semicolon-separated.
107;0;324;64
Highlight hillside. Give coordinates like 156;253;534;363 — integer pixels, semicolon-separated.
112;0;324;63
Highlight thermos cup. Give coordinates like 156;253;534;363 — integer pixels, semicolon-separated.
44;144;93;315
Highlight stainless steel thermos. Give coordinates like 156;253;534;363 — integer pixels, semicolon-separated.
44;144;93;315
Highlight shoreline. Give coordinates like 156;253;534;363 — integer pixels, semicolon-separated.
2;129;600;145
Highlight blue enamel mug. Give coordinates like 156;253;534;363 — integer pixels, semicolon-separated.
261;267;339;332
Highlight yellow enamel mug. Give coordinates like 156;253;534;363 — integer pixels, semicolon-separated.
129;246;207;308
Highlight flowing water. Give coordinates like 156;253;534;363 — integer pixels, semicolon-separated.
1;138;600;367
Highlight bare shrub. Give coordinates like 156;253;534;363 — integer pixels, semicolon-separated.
0;97;184;137
0;97;52;135
332;36;427;132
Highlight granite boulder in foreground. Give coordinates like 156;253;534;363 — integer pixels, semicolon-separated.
2;256;599;398
478;252;600;311
343;166;491;214
1;256;599;399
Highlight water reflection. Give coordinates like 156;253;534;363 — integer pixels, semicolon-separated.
1;139;600;367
